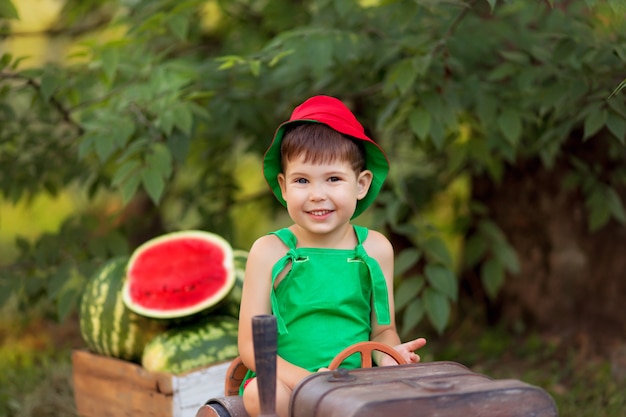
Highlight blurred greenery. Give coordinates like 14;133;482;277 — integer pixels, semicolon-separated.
2;0;624;335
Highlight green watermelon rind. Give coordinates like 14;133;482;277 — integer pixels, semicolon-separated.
79;257;165;362
213;249;247;319
122;230;236;319
141;316;239;374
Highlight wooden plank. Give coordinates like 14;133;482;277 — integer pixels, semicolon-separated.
72;350;232;417
72;350;172;417
72;350;164;391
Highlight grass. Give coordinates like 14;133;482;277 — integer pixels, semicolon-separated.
1;309;624;417
427;322;626;417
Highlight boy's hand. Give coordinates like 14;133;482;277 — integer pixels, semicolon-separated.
379;338;427;366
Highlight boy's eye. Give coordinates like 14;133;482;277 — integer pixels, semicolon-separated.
295;178;308;184
328;176;341;182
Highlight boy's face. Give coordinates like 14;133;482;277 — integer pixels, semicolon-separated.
277;154;373;238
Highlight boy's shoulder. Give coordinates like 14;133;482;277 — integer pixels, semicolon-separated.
362;228;394;260
248;232;289;260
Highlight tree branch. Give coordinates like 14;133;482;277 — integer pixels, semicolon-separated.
0;71;84;135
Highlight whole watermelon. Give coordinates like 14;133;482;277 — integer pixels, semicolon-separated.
141;315;239;374
79;257;165;362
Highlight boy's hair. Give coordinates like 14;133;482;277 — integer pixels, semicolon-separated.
280;123;367;174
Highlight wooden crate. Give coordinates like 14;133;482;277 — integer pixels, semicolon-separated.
72;350;231;417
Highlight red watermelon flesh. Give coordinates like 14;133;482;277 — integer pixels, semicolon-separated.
122;231;235;319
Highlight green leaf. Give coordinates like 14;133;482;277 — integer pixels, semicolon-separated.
395;275;425;310
477;95;497;127
0;52;12;70
268;50;294;67
401;298;425;338
463;234;488;269
40;70;60;102
141;167;165;204
113;117;135;149
173;103;193;135
387;58;417;95
94;134;116;162
390;222;420;238
497;108;522;145
120;173;141;204
492;243;521;275
409;107;431;140
423;288;449;334
168;13;189;40
112;160;141;187
307;35;333;76
606;112;626;143
587;187;611;231
77;133;95;159
334;0;354;17
477;219;506;243
167;130;191;164
216;55;245;70
486;0;497;12
146;142;173;179
487;62;517;81
500;50;528;64
56;269;83;322
385;198;404;227
607;0;626;14
395;247;421;277
101;46;119;84
249;59;261;77
583;108;607;140
606;187;626;224
421;236;453;266
424;264;457;301
429;119;446;151
610;78;626;99
47;264;71;301
481;258;504;300
104;231;130;257
0;0;19;19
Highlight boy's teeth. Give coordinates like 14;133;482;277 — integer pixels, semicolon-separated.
310;210;329;216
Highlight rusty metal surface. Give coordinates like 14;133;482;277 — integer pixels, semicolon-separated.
290;361;558;417
198;397;248;417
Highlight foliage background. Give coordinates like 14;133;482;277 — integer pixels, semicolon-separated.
1;0;626;416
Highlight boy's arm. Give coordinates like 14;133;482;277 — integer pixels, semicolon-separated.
238;235;312;389
365;230;427;365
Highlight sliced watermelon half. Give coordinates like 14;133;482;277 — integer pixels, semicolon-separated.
122;230;236;319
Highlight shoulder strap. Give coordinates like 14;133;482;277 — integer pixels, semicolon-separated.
267;228;298;335
352;225;391;326
269;228;298;250
353;225;369;245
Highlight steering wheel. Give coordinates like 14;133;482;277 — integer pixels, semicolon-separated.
328;341;407;370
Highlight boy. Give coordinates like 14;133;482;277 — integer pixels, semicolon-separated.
238;95;427;417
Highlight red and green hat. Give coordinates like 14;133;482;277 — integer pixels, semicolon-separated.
263;95;389;218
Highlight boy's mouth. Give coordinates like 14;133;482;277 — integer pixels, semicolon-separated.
308;210;333;216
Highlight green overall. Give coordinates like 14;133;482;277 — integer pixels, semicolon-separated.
239;225;391;394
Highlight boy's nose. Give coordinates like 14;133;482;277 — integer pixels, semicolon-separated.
309;183;327;201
